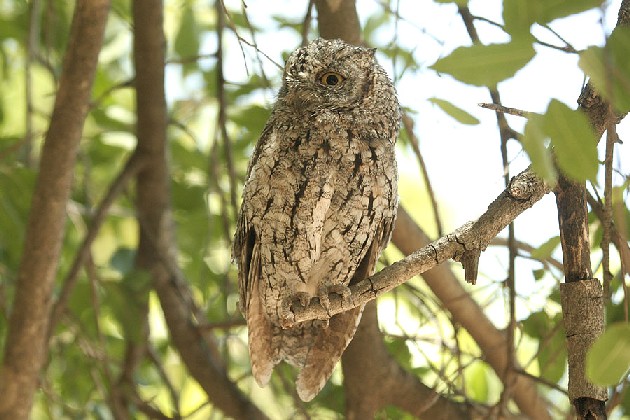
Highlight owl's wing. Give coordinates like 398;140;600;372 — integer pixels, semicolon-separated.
234;217;276;386
233;124;279;386
296;216;396;401
233;122;276;311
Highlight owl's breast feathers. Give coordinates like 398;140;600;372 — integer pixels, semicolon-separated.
233;119;397;400
239;119;396;317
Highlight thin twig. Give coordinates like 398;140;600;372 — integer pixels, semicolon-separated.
232;34;283;70
470;15;578;53
166;52;217;65
478;102;534;118
514;368;568;395
239;0;273;89
587;189;630;322
218;0;249;75
458;6;519;411
602;120;616;298
216;1;241;223
49;152;147;333
85;253;117;392
490;237;564;271
540;24;579;53
208;141;233;244
147;344;181;415
301;0;315;46
91;78;134;109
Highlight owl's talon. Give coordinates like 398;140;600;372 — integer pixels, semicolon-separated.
318;284;351;312
279;292;313;328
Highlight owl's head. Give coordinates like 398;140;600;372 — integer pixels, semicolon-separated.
279;39;382;112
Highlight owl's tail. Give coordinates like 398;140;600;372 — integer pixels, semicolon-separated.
295;304;364;402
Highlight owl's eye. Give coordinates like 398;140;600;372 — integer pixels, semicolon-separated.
319;71;345;86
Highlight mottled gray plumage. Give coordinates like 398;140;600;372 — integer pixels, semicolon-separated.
233;38;400;402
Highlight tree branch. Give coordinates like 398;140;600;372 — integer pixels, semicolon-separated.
343;303;473;419
554;2;630;416
393;207;554;420
315;0;363;46
49;152;147;333
287;168;549;324
0;1;110;417
131;1;266;418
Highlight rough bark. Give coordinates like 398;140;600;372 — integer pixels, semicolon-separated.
555;2;630;417
315;0;362;46
554;173;607;418
132;1;266;418
0;1;111;418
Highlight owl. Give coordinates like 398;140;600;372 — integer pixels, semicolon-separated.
233;38;400;402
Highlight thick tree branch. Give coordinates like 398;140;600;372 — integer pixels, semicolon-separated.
555;2;630;416
131;1;266;418
0;1;110;418
315;0;362;46
555;176;607;414
343;303;473;419
288;168;549;324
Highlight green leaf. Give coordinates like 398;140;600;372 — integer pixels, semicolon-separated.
384;336;413;370
104;270;151;343
522;312;567;383
110;247;136;274
504;0;602;35
579;27;630;113
521;113;557;185
428;98;480;125
530;235;561;260
430;39;535;87
465;361;489;401
532;268;546;280
543;99;598;182
174;6;200;59
503;0;539;35
587;322;630;386
538;0;603;24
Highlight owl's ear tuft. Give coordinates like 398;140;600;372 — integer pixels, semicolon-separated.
368;48;377;57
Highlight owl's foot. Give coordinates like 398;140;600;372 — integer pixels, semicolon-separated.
317;284;351;313
278;285;352;328
279;292;312;328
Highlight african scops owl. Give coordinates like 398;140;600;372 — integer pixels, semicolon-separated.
233;38;400;401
